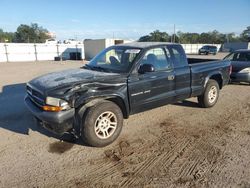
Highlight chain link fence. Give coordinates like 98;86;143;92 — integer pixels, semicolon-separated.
0;43;84;62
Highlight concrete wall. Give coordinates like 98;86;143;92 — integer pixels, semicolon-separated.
0;41;225;63
221;42;250;52
0;43;84;62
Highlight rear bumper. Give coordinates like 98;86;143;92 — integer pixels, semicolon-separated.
230;72;250;83
25;96;75;134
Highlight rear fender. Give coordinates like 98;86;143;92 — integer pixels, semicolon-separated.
204;72;223;89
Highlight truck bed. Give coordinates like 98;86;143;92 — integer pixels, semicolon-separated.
188;59;231;97
187;58;220;64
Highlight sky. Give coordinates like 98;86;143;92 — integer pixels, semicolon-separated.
0;0;249;40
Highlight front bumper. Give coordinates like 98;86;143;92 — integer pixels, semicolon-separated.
25;96;75;135
230;72;250;83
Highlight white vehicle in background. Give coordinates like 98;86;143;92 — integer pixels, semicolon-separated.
45;39;59;44
63;39;83;45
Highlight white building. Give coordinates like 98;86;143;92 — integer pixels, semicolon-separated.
84;39;133;60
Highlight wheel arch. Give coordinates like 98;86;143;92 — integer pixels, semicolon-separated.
205;73;223;89
76;95;129;120
210;74;223;89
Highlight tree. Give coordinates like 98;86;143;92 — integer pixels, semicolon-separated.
139;30;170;42
240;26;250;42
178;32;200;43
0;29;14;42
14;23;50;43
138;28;249;44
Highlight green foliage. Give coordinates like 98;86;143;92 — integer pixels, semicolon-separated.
0;29;15;42
240;26;250;42
139;26;250;44
14;23;50;43
139;30;170;42
0;23;50;43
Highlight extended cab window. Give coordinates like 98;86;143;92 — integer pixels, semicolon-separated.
140;48;171;71
168;45;187;68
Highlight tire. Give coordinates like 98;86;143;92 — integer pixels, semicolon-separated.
198;79;220;108
81;100;123;147
206;52;209;55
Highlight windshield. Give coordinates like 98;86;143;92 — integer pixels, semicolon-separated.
86;46;141;73
210;46;217;49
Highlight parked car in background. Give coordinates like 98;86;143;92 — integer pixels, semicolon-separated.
45;39;59;44
224;49;250;84
63;39;83;45
198;45;218;55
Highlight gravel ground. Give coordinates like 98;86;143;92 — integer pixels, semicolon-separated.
0;57;250;188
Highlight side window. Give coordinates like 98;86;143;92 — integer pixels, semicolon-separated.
141;48;171;71
168;45;187;68
224;53;235;61
246;52;250;61
238;52;250;61
232;53;240;61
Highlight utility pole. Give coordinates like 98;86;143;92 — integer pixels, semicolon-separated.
34;44;38;61
226;34;229;43
4;44;8;62
173;24;176;43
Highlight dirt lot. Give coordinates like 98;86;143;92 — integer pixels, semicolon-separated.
0;57;250;188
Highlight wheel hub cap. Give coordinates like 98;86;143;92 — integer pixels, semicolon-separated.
208;86;217;104
94;111;117;139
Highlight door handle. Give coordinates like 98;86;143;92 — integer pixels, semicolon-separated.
168;75;175;80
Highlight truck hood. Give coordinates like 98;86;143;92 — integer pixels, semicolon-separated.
28;68;125;94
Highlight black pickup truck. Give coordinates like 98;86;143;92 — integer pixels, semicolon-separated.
25;42;231;147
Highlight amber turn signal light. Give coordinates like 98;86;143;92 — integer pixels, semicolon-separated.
42;105;63;112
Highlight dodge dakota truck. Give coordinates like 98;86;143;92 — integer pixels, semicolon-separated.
25;42;231;147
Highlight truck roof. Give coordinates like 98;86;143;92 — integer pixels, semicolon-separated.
116;42;177;49
235;49;250;52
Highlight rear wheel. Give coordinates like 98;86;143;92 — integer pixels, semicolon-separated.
198;79;220;108
81;100;123;147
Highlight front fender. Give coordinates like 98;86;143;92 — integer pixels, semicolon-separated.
75;92;129;118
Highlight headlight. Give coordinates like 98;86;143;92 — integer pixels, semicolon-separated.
239;68;250;73
43;97;70;112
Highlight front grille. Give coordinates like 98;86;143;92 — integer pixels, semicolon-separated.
27;85;45;107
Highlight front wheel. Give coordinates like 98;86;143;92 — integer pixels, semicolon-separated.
198;79;220;108
81;100;123;147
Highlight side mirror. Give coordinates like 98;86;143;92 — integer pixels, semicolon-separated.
138;64;155;74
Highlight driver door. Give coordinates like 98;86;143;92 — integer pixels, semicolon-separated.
128;47;176;114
